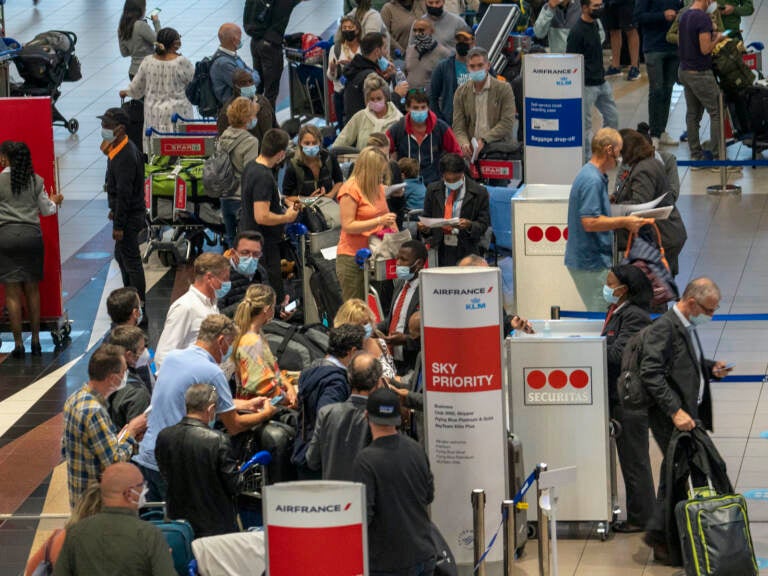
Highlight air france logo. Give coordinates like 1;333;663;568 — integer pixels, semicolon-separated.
556;76;572;86
275;502;352;513
433;286;492;296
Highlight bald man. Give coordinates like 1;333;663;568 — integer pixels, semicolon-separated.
53;463;176;576
209;23;261;105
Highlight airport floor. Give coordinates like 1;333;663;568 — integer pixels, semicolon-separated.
2;0;768;574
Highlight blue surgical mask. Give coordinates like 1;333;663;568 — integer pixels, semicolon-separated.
236;39;244;50
101;128;116;142
221;343;233;363
247;117;258;130
396;265;414;280
235;256;259;277
136;307;143;326
239;84;257;99
411;110;429;123
690;314;712;327
445;178;464;191
208;410;217;429
602;284;619;304
378;56;390;72
215;281;231;299
364;323;374;339
469;69;487;83
303;144;320;157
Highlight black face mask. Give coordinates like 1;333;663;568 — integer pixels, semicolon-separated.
341;30;357;42
456;42;470;57
590;7;604;18
426;5;444;17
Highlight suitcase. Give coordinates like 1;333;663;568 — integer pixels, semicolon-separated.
307;254;343;324
252;420;298;484
508;432;528;557
140;503;195;576
432;522;458;576
675;482;758;576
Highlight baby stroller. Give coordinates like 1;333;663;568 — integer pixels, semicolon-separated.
11;30;82;133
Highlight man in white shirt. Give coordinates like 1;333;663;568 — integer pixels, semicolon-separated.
153;253;231;370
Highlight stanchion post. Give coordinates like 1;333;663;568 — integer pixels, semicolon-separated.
472;489;487;576
707;90;741;195
502;500;516;576
550;306;560;320
537;464;550;576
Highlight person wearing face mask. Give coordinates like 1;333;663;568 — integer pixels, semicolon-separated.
379;240;427;374
387;91;462;186
62;344;149;510
135;314;276;502
328;17;363;129
292;324;366;479
430;30;479;124
107;326;152;430
336;299;398;380
409;0;470;49
640;277;732;563
343;33;403;121
209;23;261;106
216;97;261;249
534;0;588;54
118;27;194;153
218;231;271;317
346;0;392;56
283;124;344;202
599;265;655;535
381;0;425;58
334;74;404;150
404;19;452;92
452;47;517;158
53;462;176;576
240;129;298;302
217;68;277;141
231;284;299;407
566;0;619;158
419;153;489;266
106;287;153;387
98;108;147;323
564;128;654;311
155;384;243;537
154;253;231;371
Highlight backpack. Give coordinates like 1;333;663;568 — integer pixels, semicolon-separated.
744;85;768;137
244;0;274;31
712;39;756;95
185;53;224;118
307;254;344;324
262;320;329;371
617;326;652;410
202;143;238;198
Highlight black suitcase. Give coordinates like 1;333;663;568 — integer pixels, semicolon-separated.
307;254;343;324
508;432;528;557
252;420;298;484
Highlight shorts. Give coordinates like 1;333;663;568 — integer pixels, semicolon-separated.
604;2;636;31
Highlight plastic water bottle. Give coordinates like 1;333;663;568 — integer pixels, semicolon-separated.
395;66;407;104
543;320;551;337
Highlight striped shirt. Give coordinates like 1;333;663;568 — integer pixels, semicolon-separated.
62;385;136;509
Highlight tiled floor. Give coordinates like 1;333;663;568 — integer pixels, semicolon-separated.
2;0;768;574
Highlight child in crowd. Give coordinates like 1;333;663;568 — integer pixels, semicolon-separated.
397;157;427;213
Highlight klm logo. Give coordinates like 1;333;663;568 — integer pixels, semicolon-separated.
466;297;486;311
556;76;572;86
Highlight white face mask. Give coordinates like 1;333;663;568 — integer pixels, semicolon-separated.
135;348;151;368
706;1;718;14
131;485;149;509
109;371;128;397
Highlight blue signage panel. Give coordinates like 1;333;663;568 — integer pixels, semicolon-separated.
525;97;582;148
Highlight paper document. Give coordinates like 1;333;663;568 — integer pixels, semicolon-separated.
385;183;406;198
320;246;338;260
419;216;460;228
471;137;480;164
631;206;673;220
610;193;667;217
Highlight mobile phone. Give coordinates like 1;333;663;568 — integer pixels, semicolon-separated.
724;362;736;370
143;405;153;415
284;299;298;313
270;395;285;406
149;7;161;17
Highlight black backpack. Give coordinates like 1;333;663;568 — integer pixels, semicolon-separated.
262;320;329;371
617;326;652;410
185;53;224;118
307;255;343;324
243;0;274;32
745;85;768;137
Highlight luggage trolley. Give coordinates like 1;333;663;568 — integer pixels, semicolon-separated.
357;248;397;323
286;36;333;125
170;113;219;135
142;127;223;267
0;34;20;97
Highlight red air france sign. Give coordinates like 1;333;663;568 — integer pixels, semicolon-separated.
524;367;592;405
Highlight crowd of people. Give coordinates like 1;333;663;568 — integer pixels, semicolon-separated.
2;0;754;572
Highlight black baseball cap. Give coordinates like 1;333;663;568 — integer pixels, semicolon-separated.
97;107;130;127
367;388;402;426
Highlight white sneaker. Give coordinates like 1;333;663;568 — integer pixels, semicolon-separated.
652;136;660;149
658;132;677;146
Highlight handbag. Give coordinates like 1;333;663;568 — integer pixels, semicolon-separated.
620;222;678;308
30;528;62;576
368;228;412;261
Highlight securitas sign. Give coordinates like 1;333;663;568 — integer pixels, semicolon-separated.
524;367;593;405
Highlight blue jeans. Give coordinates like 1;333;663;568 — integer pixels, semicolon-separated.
371;557;436;576
220;197;241;249
583;82;619;158
645;51;678;137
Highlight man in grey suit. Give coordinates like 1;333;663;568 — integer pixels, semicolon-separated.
640;277;732;562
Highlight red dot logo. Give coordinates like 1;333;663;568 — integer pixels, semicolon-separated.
527;370;547;389
545;226;561;242
548;370;568;389
563;227;568;240
570;369;589;389
527;226;543;242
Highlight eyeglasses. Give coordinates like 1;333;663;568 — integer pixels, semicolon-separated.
696;300;720;316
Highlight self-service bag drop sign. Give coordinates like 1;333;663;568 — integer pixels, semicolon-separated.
264;481;367;576
523;367;593;405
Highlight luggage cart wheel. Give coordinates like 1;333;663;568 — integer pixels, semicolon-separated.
63;322;72;340
526;522;537;539
51;329;63;348
596;522;610;541
66;119;79;134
